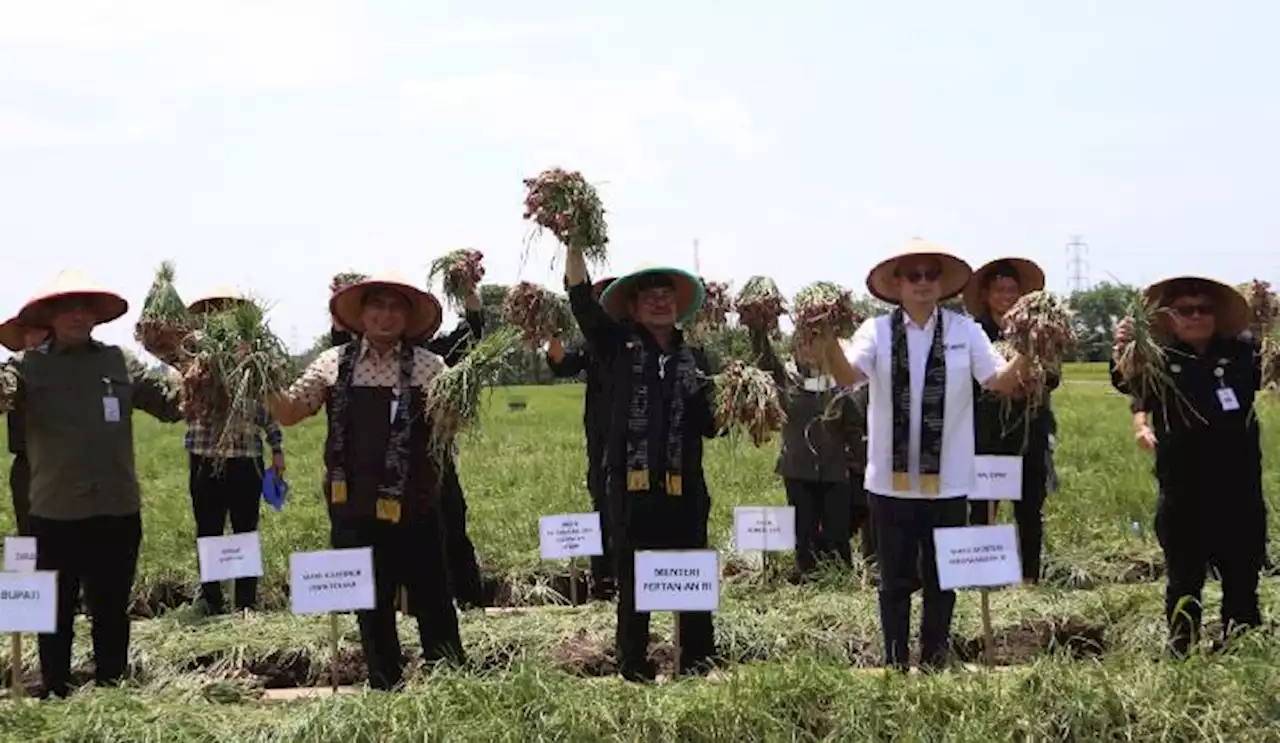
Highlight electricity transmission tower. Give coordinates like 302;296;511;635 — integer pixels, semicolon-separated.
1066;236;1089;293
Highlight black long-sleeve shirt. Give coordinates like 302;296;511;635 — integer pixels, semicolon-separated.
567;280;719;503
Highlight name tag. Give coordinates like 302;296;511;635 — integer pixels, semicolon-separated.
1217;387;1240;411
103;396;121;422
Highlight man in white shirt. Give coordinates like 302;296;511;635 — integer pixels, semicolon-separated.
820;239;1029;670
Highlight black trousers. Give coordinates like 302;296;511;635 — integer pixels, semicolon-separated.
870;494;967;670
29;513;142;698
614;495;715;680
850;479;877;561
1155;488;1264;656
967;448;1048;582
8;452;30;536
331;510;463;690
440;462;483;607
586;440;614;593
189;454;263;611
783;479;853;573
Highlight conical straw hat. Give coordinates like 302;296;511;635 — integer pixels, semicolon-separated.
1143;276;1250;339
962;257;1046;317
330;270;443;340
187;285;249;314
866;239;972;304
18;269;128;327
599;265;704;324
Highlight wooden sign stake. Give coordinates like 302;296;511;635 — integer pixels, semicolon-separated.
9;634;22;698
980;500;997;666
568;558;581;606
329;613;341;692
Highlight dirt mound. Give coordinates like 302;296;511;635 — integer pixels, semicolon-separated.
954;617;1108;665
549;630;617;677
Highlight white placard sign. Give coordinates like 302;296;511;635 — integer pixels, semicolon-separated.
197;532;265;584
289;548;376;615
634;550;720;613
971;456;1023;501
3;536;37;573
0;571;57;633
733;506;796;552
539;513;604;560
934;525;1022;591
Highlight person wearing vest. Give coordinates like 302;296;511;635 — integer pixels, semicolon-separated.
546;275;616;600
842;383;877;565
1111;277;1266;657
1;316;49;537
330;282;486;609
271;272;463;690
181;287;286;614
749;325;861;580
822;240;1030;671
0;270;184;698
961;258;1058;584
566;248;720;682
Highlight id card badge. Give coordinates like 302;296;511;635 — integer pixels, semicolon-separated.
102;396;121;422
1217;387;1240;411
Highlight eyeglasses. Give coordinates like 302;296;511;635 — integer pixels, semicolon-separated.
1170;304;1214;318
897;268;941;284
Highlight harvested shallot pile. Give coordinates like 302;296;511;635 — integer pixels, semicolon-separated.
735;276;787;334
424;327;520;462
502;281;572;347
135;261;193;363
1242;280;1280;389
998;291;1077;447
792;281;864;347
428;249;485;312
181;300;294;462
1113;297;1204;426
522;168;609;265
711;361;786;447
686;279;733;344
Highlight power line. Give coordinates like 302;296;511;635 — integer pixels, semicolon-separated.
1066;235;1089;293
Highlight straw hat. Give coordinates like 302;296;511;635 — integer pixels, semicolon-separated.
329;270;443;340
0;317;22;353
866;239;973;304
962;257;1046;317
599;265;705;324
1143;276;1250;339
17;269;128;327
187;285;249;314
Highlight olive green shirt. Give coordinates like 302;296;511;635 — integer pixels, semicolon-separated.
0;340;182;520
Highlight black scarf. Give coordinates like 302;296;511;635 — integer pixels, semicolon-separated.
624;332;698;496
329;341;416;523
890;307;947;494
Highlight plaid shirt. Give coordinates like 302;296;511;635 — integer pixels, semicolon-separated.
185;405;284;460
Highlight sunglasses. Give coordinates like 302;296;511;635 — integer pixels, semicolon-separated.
897;268;941;284
1170;303;1214;318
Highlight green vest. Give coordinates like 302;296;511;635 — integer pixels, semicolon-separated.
18;343;143;520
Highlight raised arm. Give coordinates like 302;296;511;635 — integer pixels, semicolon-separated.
426;292;485;366
546;338;588;378
693;349;726;439
969;320;1032;396
256;405;285;458
566;246;622;357
822;318;874;388
125;350;183;423
749;327;787;387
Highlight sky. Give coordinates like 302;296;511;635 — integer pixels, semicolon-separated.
2;0;1277;357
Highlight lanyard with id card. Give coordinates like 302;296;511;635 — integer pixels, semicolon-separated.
102;377;121;423
1213;364;1240;411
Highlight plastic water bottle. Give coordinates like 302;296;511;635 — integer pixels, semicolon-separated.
1131;521;1141;537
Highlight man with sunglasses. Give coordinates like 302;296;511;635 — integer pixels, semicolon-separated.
819;240;1030;671
1112;277;1265;657
0;270;183;698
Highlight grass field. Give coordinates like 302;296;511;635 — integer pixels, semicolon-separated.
2;364;1280;741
